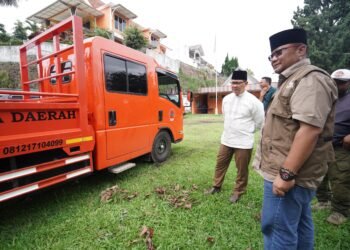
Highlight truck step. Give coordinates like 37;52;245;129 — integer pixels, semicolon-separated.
108;163;136;174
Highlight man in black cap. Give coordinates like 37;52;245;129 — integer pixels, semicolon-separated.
256;28;337;249
205;69;264;203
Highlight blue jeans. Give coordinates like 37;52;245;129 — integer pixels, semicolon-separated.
262;180;315;250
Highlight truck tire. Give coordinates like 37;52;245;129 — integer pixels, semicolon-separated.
151;131;171;163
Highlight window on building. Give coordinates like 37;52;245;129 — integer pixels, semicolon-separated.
189;50;194;59
83;21;91;30
104;54;147;95
114;15;126;32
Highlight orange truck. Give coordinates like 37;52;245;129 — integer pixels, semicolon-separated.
0;16;184;202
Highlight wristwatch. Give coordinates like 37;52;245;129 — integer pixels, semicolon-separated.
279;167;296;181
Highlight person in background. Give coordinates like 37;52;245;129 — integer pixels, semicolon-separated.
205;70;264;203
259;76;276;112
258;28;337;249
313;68;350;225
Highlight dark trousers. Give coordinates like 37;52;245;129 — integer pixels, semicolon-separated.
316;172;331;202
316;147;350;216
213;144;252;195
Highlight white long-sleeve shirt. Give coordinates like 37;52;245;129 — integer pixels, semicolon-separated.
221;91;264;149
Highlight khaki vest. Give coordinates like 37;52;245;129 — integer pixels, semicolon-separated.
261;65;337;189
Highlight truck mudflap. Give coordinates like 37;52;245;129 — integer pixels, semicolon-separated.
0;152;93;202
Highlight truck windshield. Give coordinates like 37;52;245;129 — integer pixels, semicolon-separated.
157;71;180;107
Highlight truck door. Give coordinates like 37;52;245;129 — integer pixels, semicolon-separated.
156;69;184;142
103;54;151;160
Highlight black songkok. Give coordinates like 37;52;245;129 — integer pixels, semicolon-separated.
231;70;247;81
269;28;307;52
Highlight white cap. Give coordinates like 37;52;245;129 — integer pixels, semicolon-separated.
331;69;350;81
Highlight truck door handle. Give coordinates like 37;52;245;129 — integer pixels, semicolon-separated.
109;110;116;126
158;110;163;121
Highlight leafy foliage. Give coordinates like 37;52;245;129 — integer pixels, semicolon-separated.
178;68;216;92
0;23;6;33
94;27;112;39
123;26;147;51
85;27;112;40
0;23;10;42
25;20;40;39
0;70;11;88
12;20;27;41
292;0;350;72
221;54;239;76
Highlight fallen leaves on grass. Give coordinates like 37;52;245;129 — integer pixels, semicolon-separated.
253;212;261;222
140;226;155;250
100;183;198;208
207;236;215;243
154;184;198;209
100;185;138;203
100;185;119;202
154;187;166;195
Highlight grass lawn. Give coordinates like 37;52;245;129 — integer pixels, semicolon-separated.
0;114;349;249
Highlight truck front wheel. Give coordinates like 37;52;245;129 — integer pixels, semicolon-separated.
151;131;171;163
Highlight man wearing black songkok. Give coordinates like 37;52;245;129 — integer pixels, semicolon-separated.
205;70;264;203
256;28;337;249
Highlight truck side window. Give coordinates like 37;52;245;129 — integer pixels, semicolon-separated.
50;61;72;84
104;55;127;92
104;54;147;95
157;71;180;107
127;61;147;94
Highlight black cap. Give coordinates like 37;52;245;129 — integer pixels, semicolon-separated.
231;70;247;81
269;28;307;52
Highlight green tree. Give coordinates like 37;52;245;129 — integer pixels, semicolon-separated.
12;20;27;40
25;20;40;39
0;23;5;33
0;23;10;42
0;70;11;88
221;54;239;76
93;27;112;39
84;27;112;41
123;26;147;51
292;0;350;72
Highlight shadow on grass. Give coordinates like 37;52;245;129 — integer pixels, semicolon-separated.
0;157;156;222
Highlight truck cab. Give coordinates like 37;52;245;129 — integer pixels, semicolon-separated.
0;16;183;202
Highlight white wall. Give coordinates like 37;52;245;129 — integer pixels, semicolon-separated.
146;48;180;73
0;43;69;63
0;45;21;62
